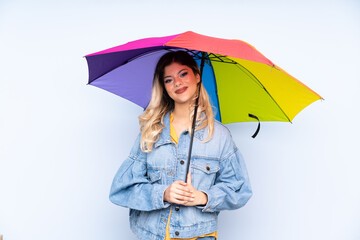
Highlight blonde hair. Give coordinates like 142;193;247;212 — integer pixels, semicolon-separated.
138;51;214;152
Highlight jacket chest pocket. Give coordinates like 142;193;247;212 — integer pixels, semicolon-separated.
190;159;220;190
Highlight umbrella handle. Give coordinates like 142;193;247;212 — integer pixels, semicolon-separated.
249;114;260;138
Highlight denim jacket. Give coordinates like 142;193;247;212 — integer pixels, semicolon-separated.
109;112;252;240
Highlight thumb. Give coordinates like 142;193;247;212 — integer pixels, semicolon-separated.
187;172;192;185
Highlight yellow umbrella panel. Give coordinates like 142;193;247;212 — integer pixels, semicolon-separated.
209;55;322;124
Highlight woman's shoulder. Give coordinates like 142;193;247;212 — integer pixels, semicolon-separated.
210;120;239;157
213;120;232;138
127;132;147;158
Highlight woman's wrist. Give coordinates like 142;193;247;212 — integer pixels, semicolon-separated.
198;191;208;206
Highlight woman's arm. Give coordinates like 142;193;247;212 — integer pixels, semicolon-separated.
109;134;170;211
197;147;252;212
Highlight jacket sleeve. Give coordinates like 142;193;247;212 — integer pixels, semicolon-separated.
109;134;171;211
198;140;252;213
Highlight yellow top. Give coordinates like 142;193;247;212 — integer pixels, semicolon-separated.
165;113;217;240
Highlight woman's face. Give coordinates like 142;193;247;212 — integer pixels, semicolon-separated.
163;62;200;107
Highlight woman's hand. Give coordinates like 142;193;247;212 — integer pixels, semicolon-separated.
183;172;208;206
164;180;195;205
163;172;208;206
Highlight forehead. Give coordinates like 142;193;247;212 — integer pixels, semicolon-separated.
164;62;191;76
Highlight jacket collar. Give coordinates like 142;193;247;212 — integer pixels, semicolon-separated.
154;111;206;148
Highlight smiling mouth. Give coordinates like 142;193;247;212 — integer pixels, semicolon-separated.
175;87;188;94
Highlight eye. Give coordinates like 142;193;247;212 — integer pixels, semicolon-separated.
180;72;188;78
164;78;173;84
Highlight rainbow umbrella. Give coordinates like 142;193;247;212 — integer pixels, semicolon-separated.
85;31;323;180
85;31;322;134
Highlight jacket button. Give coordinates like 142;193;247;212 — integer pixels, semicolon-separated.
175;206;180;211
180;160;185;165
206;165;210;171
175;231;180;236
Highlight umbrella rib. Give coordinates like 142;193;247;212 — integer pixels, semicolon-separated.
185;49;203;59
208;53;238;64
232;62;292;123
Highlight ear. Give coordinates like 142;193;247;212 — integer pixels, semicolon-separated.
196;73;200;83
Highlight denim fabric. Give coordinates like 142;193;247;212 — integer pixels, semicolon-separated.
110;112;252;240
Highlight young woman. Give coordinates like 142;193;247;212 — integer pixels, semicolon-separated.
110;51;252;240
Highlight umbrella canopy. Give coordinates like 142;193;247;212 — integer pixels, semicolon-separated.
85;31;322;125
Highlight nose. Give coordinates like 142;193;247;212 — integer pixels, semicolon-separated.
174;76;182;87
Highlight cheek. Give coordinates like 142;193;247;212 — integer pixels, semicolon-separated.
164;85;172;95
188;77;198;86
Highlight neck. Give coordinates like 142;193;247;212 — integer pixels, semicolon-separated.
172;103;190;121
171;103;191;135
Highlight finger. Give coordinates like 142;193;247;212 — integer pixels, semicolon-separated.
173;191;194;200
172;193;195;202
174;199;189;205
174;184;193;193
176;199;193;206
187;172;192;184
183;200;199;207
183;201;193;206
170;182;185;191
173;189;195;198
177;181;188;187
186;173;194;190
172;181;188;188
170;198;191;205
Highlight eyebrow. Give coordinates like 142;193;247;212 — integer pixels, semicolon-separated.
164;68;187;79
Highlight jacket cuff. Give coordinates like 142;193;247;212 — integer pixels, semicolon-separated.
154;184;171;209
196;189;216;213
